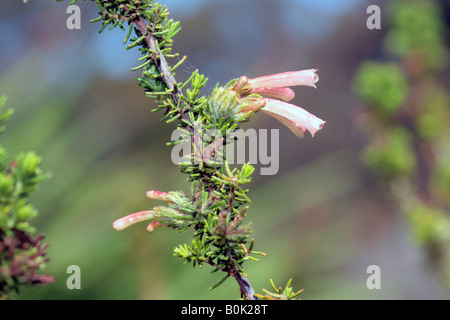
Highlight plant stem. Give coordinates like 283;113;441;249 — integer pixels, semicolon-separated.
230;268;257;300
133;17;194;132
131;13;257;300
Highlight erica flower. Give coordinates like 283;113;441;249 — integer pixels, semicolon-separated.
112;190;192;232
112;191;172;231
113;210;156;231
247;87;296;102
246;69;319;90
260;98;325;138
233;69;325;138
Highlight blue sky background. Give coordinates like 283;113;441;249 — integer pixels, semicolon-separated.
0;0;364;80
89;0;364;78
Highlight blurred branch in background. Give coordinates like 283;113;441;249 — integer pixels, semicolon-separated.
354;0;450;296
0;96;53;299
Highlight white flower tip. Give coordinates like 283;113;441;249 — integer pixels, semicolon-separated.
310;120;326;137
112;220;125;231
113;219;131;231
292;69;319;88
310;69;319;87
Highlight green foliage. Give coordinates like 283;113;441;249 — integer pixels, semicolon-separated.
431;162;450;207
353;62;408;117
415;85;449;140
0;96;53;296
255;278;304;300
405;202;450;245
0;149;50;234
363;127;416;179
0;96;13;135
385;0;447;70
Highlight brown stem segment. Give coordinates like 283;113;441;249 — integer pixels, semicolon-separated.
198;259;258;300
229;269;257;300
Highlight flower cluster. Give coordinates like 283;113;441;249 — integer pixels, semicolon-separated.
233;69;325;138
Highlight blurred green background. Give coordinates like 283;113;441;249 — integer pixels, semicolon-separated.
0;0;449;299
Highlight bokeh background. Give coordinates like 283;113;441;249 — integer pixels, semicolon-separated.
0;0;449;299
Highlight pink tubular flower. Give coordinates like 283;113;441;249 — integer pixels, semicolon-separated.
261;98;325;138
113;210;156;231
247;87;295;102
113;190;181;232
247;69;319;89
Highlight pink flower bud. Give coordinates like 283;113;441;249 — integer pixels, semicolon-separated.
146;190;171;202
261;98;325;137
232;76;249;92
247;69;319;89
239;99;267;114
113;210;156;231
146;221;163;233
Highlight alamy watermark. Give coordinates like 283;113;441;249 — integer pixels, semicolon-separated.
367;5;381;30
366;265;381;290
66;5;81;30
65;4;382;31
171;127;280;176
66;265;81;290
